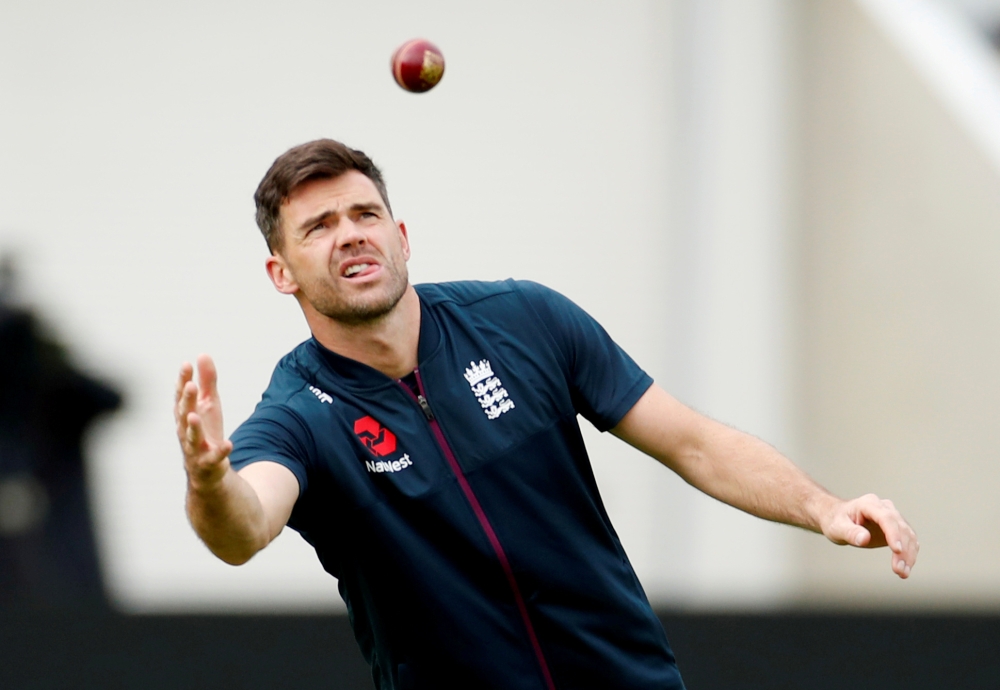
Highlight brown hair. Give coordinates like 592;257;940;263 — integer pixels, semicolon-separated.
254;139;392;253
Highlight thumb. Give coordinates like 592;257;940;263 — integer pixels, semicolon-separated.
849;526;871;547
827;513;870;547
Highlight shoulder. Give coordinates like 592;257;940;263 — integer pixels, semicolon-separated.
415;280;586;344
415;279;570;311
234;341;325;439
230;343;325;468
415;279;513;306
258;340;323;405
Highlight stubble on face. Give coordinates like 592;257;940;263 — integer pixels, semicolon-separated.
299;248;410;326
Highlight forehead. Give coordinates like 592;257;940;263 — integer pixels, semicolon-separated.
280;170;384;228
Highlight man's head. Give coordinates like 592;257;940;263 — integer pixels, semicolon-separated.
257;140;412;329
254;139;393;254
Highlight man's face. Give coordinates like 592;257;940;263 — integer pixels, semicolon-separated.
268;170;410;325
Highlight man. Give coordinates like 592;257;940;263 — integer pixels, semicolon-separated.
175;139;918;689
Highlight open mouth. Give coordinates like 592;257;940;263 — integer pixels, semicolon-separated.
342;262;379;279
344;263;370;277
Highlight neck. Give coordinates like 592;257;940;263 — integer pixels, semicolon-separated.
305;286;421;379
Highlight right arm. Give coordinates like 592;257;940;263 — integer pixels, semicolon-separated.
175;355;299;565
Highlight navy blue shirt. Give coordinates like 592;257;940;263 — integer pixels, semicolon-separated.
230;280;684;690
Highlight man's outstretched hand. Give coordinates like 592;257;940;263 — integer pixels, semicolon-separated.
819;493;919;578
175;354;233;490
175;354;294;565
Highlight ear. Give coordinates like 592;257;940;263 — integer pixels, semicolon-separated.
265;253;299;295
397;220;410;261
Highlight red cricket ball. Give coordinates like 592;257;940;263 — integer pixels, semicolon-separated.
391;39;445;93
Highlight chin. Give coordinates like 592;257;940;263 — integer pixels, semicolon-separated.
316;290;405;324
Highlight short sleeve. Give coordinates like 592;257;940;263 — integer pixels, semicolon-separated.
513;281;653;431
229;404;311;496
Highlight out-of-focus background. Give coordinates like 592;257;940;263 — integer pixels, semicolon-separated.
2;0;1000;686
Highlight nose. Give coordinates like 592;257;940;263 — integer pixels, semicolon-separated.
337;219;367;249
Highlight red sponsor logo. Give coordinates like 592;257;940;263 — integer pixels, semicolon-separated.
353;416;397;457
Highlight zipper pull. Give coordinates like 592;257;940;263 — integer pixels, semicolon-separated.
416;394;435;421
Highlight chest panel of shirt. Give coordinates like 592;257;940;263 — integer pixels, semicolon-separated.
414;294;575;477
288;384;521;616
286;297;583;606
295;298;573;512
293;386;451;512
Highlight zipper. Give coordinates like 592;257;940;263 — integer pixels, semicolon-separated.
397;368;556;690
416;393;434;421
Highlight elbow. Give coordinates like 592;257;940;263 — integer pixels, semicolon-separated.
211;542;261;566
202;530;268;566
219;552;254;566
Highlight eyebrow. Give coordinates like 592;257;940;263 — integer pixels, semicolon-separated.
296;202;384;234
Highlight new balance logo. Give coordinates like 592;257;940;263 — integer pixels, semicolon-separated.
309;385;332;404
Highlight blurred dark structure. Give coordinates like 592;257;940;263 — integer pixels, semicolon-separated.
0;611;997;689
0;256;121;609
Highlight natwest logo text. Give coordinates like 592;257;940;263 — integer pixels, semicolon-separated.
366;454;413;474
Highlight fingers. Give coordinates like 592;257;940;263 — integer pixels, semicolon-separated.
185;410;203;449
196;353;219;403
180;406;208;460
175;356;224;437
838;494;920;579
176;356;231;487
886;516;919;580
174;362;194;424
184;411;229;458
182;411;232;487
175;357;220;451
176;378;198;444
176;356;218;426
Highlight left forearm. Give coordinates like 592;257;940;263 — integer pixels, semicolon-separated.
668;419;838;531
613;385;919;577
612;385;838;530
